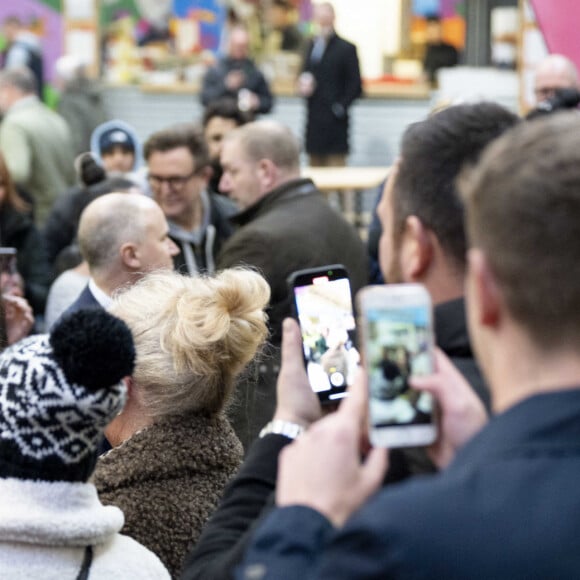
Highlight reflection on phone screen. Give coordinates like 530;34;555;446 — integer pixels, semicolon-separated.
367;306;433;427
294;277;358;401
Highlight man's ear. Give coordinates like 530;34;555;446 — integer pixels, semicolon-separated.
467;248;501;328
256;158;276;190
198;165;212;183
120;241;140;270
400;215;433;282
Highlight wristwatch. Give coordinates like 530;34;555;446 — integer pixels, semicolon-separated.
259;419;305;440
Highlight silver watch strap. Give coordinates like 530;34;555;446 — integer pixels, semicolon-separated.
259;419;305;440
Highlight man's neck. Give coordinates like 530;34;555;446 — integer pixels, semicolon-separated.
485;328;580;414
91;270;134;300
105;400;152;447
176;192;206;231
421;262;464;306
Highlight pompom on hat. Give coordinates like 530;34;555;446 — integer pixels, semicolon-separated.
0;309;135;483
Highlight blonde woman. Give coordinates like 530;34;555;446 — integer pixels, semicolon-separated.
93;269;270;578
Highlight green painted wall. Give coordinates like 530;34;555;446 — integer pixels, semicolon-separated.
38;0;61;12
99;0;139;27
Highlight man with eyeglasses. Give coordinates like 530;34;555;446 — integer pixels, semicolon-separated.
143;124;237;275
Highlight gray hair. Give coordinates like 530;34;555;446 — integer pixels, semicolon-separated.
0;67;37;95
78;193;151;272
227;120;300;171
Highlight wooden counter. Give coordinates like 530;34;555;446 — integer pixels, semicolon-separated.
302;166;389;192
132;79;431;100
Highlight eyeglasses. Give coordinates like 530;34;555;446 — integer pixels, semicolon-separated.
147;170;197;191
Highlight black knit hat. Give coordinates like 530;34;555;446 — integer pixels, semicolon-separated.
99;128;136;154
0;309;135;482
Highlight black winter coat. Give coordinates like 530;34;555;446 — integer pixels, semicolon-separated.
301;33;362;155
0;204;51;314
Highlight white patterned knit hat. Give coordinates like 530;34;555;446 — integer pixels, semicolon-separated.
0;309;135;482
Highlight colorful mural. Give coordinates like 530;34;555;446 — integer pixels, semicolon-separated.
0;0;62;83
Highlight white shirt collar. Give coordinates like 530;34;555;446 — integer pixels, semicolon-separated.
88;278;113;309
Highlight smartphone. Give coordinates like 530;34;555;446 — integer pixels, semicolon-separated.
288;265;358;405
357;284;437;448
0;248;17;276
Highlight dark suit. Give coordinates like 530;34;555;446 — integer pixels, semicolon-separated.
240;390;580;579
301;32;362;156
62;284;101;318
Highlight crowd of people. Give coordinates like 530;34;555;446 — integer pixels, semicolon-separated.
0;3;580;579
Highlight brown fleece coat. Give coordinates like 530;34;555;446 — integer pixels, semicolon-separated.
93;414;243;578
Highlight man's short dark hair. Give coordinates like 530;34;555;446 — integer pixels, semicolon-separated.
460;111;580;349
143;123;210;170
202;97;252;128
393;102;520;274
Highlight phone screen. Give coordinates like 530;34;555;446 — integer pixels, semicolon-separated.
292;272;358;404
366;304;434;429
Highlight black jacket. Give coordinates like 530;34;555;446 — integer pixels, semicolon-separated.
301;33;362;155
218;178;367;449
240;391;580;579
200;57;274;115
0;204;51;314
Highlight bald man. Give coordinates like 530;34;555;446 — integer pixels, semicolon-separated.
533;54;579;105
63;193;179;316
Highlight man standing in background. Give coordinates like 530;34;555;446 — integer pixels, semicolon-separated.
1;16;44;100
0;68;74;226
201;26;273;116
298;2;362;167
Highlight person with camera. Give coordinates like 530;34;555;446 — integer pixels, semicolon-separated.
527;54;580;119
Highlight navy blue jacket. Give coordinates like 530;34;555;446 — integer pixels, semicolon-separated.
62;284;101;318
238;390;580;579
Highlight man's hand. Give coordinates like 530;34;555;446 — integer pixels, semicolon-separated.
272;318;321;428
276;370;388;528
410;348;488;469
225;70;245;90
3;294;34;346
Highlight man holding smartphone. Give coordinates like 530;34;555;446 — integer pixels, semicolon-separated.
237;113;580;579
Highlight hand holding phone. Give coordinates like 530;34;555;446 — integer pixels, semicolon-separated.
0;248;22;298
288;265;358;405
410;348;488;466
357;284;437;448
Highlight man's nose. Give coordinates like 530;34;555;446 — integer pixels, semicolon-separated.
219;173;231;192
